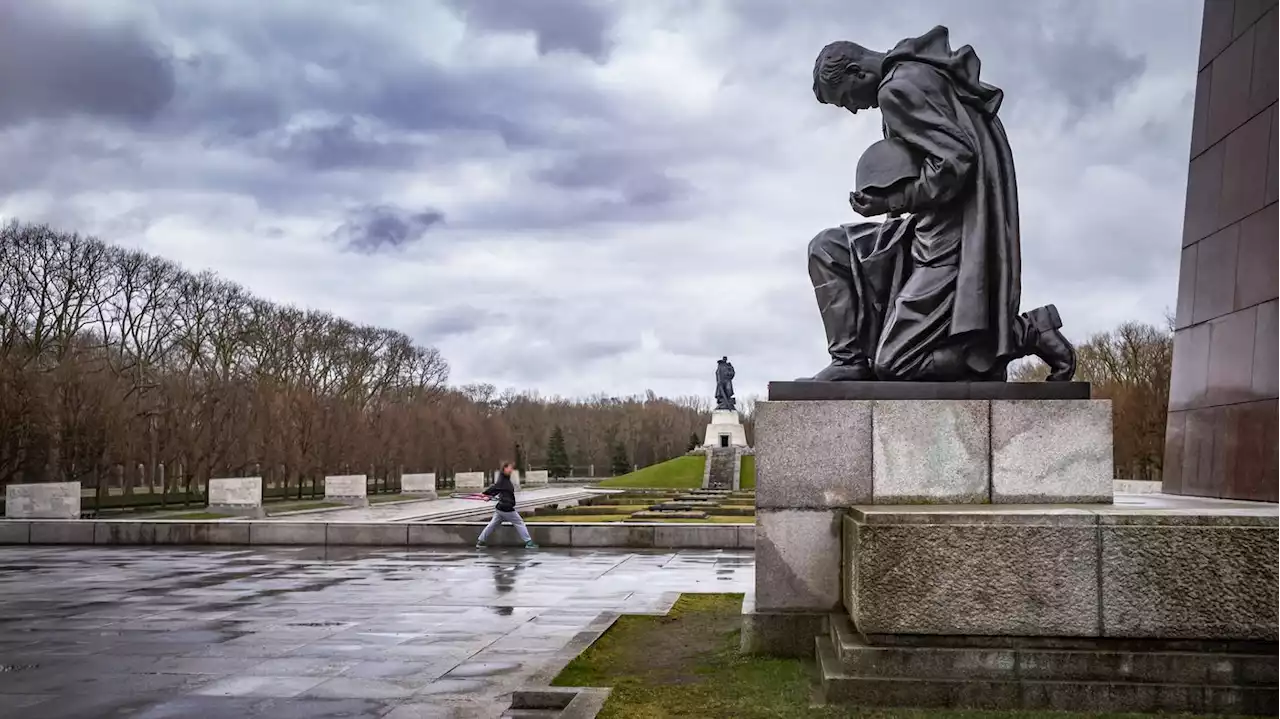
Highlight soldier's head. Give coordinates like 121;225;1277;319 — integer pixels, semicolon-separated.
813;41;884;114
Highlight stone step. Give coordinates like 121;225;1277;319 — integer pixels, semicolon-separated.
827;614;1278;687
651;501;718;511
628;510;709;519
816;636;1276;714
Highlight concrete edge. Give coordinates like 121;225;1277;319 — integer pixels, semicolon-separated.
508;590;694;717
0;519;755;548
846;506;1279;528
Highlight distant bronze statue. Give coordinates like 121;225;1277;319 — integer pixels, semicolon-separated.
804;26;1076;382
715;357;736;410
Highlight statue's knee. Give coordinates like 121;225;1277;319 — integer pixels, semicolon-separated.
807;227;844;260
873;355;903;381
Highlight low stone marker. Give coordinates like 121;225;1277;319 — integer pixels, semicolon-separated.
454;472;485;490
207;476;264;517
324;474;369;506
401;473;437;498
523;470;549;486
5;482;81;519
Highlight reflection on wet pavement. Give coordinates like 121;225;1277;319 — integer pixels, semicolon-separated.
0;545;753;718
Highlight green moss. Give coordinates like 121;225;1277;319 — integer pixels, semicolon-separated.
553;593;1213;719
739;454;756;490
597;456;706;489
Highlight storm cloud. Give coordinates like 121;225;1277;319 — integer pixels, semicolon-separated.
0;0;1203;398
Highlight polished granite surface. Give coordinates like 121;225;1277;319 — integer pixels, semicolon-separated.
0;546;752;718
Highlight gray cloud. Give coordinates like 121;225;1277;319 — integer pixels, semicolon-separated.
335;205;446;253
445;0;618;61
0;0;1201;400
0;3;175;127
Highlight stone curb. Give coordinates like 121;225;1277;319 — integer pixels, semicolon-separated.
0;519;755;549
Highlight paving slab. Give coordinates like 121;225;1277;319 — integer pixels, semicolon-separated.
0;544;751;717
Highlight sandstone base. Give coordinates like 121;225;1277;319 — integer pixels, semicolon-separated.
324;474;369;507
845;500;1278;641
703;409;748;448
817;613;1276;715
5;482;81;519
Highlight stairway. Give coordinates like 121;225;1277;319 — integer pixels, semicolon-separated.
706;448;736;490
815;614;1277;714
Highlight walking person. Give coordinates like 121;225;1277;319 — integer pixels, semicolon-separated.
476;462;538;549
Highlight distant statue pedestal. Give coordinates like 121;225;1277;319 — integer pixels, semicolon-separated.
703;409;748;449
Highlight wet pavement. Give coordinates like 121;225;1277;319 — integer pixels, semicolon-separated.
0;546;752;718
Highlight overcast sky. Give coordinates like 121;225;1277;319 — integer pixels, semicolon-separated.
0;0;1201;401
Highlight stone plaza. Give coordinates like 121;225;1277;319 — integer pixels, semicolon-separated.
0;546;751;718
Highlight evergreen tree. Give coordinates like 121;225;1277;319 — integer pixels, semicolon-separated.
610;441;631;477
687;432;700;451
546;426;571;479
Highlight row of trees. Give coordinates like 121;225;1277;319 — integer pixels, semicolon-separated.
0;219;1170;488
0;222;714;488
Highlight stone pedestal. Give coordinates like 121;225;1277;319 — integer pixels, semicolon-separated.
523;470;549;486
748;381;1110;656
207;476;264;517
703;409;748;448
454;472;485;490
401;473;437;497
5;482;81;519
324;474;369;506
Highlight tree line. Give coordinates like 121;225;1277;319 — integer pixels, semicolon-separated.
1;219;1168;489
0;221;715;489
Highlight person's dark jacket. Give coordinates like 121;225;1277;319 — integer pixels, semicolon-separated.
482;471;517;512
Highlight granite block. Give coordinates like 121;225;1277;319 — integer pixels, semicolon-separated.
739;593;830;658
5;481;82;519
454;472;486;490
1101;524;1278;640
208;476;263;507
28;520;97;544
248;522;327;545
737;524;755;549
152;522;251;545
400;473;436;494
653;524;738;548
991;400;1113;503
847;515;1100;637
324;475;368;500
325;523;409;546
755;509;841;612
0;521;30;544
570;525;655;548
872;400;989;504
755;400;872;509
94;522;157;545
407;523;481;546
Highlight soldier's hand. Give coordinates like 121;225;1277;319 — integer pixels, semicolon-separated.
849;191;888;217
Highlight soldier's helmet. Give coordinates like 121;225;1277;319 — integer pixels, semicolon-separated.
855;138;919;195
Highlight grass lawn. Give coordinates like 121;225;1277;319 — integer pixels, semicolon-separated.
740;454;756;490
368;493;413;504
161;511;233;520
597;455;705;489
553;594;1190;719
